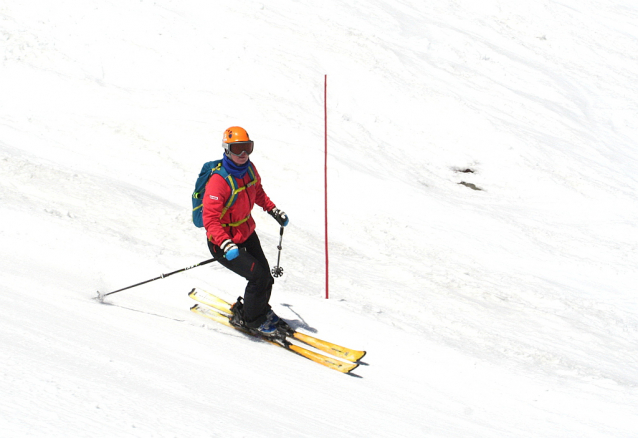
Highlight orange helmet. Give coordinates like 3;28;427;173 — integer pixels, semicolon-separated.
222;126;250;143
222;126;254;157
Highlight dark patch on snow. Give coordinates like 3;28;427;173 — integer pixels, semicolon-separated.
458;181;483;191
453;167;476;174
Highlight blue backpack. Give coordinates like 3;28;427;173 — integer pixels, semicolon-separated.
192;160;257;228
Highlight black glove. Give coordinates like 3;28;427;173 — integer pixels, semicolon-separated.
268;208;289;227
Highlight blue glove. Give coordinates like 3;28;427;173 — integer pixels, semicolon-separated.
269;208;289;227
220;239;240;261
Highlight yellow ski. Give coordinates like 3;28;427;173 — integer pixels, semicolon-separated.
189;287;232;313
190;304;359;374
292;332;366;363
188;288;366;363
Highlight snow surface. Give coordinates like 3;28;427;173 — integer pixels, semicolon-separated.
1;0;638;436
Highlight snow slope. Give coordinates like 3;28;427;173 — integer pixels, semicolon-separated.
1;0;637;436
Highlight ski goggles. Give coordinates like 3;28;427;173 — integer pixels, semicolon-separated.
223;141;254;157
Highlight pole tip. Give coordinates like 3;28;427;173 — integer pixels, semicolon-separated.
95;291;105;303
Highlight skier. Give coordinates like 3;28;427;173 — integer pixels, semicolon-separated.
202;126;289;335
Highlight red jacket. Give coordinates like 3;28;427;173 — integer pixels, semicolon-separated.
202;162;276;246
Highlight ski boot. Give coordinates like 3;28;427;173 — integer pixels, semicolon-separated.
229;297;247;329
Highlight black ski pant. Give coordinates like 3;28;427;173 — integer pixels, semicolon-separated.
208;231;274;329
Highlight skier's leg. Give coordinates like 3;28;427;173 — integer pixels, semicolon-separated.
207;232;273;328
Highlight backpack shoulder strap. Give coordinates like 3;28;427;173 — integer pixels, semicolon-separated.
246;163;257;188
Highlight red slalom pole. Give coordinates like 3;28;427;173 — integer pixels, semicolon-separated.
324;74;329;300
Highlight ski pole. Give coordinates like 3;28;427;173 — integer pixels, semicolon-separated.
271;226;285;278
96;258;217;302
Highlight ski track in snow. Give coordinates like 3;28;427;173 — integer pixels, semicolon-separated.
1;1;637;437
